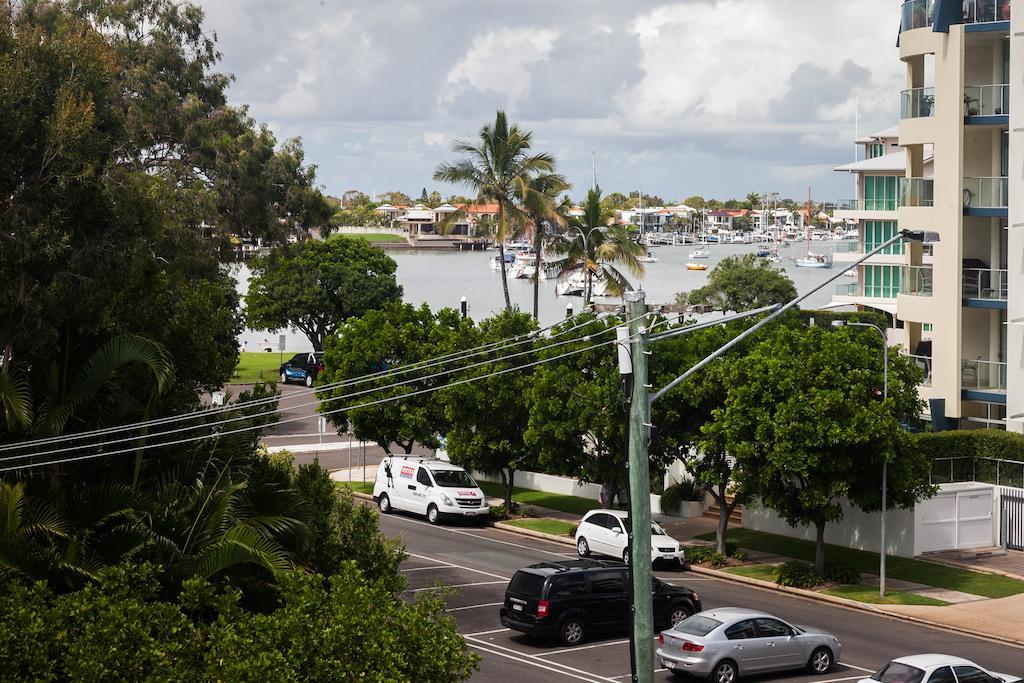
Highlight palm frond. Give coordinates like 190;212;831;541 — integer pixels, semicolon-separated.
189;525;293;579
0;368;32;431
71;334;175;402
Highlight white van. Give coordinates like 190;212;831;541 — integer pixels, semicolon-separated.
372;456;489;525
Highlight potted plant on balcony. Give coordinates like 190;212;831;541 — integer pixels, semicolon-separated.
964;93;980;116
921;93;935;117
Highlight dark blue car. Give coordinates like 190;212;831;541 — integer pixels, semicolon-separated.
279;352;324;387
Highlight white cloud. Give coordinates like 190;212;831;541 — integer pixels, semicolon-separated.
422;132;446;146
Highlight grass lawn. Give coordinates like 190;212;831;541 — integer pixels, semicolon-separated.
821;585;950;607
231;352;287;383
332;232;407;243
478;481;596;516
698;528;1024;599
503;518;577;537
722;564;779;583
337;481;374;495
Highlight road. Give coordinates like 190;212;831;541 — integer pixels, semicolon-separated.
377;510;1024;683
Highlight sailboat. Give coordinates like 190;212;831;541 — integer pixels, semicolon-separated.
793;188;832;269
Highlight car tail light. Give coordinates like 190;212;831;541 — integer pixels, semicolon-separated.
536;600;549;618
681;642;704;652
658;634;664;646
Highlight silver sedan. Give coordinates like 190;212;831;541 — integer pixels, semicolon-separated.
656;607;843;683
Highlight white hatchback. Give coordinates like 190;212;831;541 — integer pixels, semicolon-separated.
859;655;1021;683
575;509;685;566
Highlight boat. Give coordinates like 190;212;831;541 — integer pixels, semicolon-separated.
689;249;710;259
686;262;708;271
842;269;858;278
754;247;771;258
489;252;515;270
792;188;832;269
555;271;610;297
638;251;658;264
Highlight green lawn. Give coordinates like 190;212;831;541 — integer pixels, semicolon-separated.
337;481;374;495
332;232;407;243
722;563;779;583
698;528;1024;599
503;518;577;537
231;352;288;383
478;481;596;516
821;585;950;606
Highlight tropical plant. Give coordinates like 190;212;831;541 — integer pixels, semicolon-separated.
524;173;571;320
433;111;555;311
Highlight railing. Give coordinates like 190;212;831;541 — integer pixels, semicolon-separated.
901;87;935;118
902;265;933;295
902;353;933;386
829;199;860;211
964;84;1009;116
898;177;934;207
835;242;860;253
962;267;1008;300
931;456;1024;487
963;177;1008;208
835;283;861;296
962;358;1007;392
961;0;1012;24
835;241;907;255
901;0;936;30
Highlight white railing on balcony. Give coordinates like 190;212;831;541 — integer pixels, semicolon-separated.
899;177;934;207
901;87;935;119
829;199;860;211
962;177;1008;208
901;0;936;31
964;84;1009;116
962;268;1008;300
835;283;861;296
902;353;933;386
961;0;1011;24
962;358;1007;392
902;265;933;295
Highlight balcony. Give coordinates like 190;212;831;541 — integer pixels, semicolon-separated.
902;265;933;296
962;177;1007;210
901;0;935;31
898;177;934;207
961;0;1011;25
962;358;1007;393
901;87;935;119
829;199;860;211
903;353;933;386
962;267;1007;302
964;84;1009;118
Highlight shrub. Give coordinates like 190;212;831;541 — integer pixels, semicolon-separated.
823;560;861;585
686;547;727;568
775;561;820;589
661;478;703;512
489;505;508;521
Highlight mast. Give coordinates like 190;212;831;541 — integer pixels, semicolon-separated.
592;151;597;190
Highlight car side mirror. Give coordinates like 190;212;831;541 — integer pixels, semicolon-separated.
613;528;622;534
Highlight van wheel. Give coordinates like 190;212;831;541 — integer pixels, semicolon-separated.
807;647;833;674
427;504;440;525
577;537;590;557
378;494;391;514
558;616;585;646
305;374;314;387
279;372;287;384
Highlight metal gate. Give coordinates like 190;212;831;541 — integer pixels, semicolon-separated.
1001;489;1024;551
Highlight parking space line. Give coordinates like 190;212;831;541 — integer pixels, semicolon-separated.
465;637;621;683
408;580;508;593
469;641;605;683
465;628;511;637
534;638;630;657
446;602;504;612
386;513;571;557
839;663;877;674
405;552;510;580
400;565;450;572
812;675;869;683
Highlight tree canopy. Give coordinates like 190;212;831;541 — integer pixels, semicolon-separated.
687;255;798;312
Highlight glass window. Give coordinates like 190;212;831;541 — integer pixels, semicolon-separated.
673;615;722;637
952;667;1000;683
416;468;433;487
871;662;925;683
589;570;626;595
928;667;955;683
724;620;757;640
754;618;793;637
585;513;610;529
431;470;477;487
507;571;546;598
551;576;587;597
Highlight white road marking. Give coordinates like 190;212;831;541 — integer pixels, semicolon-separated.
465;628;511;637
465;637;620;683
405;552;510;580
384;513;571;556
839;663;878;674
535;638;631;657
446;602;505;612
408;580;507;593
469;642;605;683
812;675;871;683
400;565;450;572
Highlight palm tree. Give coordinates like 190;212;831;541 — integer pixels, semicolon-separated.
433;111;555;311
553;187;646;305
745;191;762;210
523;174;571;320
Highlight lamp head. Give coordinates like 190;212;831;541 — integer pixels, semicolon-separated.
831;320;847;328
900;229;940;244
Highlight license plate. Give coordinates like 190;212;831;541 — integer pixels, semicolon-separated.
464;511;476;516
513;604;523;611
664;661;675;670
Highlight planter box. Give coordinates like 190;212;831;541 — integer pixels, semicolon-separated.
657;499;705;518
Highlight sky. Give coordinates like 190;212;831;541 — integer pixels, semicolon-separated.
197;0;904;204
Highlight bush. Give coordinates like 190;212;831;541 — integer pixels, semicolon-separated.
489;505;508;521
686;547;727;568
775;561;821;589
661;478;703;512
823;560;861;585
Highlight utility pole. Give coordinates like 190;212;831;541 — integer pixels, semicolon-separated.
625;290;654;683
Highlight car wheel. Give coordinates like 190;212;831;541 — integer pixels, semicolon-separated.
427;504;440;525
305;374;313;388
808;647;833;674
558;616;585;646
577;537;590;557
708;660;738;683
280;372;288;384
378;493;391;514
667;602;692;627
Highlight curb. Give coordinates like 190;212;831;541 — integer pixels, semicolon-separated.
493;522;576;547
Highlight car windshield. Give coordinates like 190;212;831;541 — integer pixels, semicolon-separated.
651;522;666;536
871;663;926;683
672;615;722;637
431;470;477;488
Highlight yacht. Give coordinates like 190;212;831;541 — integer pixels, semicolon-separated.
688;249;711;259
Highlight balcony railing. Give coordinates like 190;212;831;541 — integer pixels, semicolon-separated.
901;87;935;119
961;0;1011;24
962;177;1008;208
902;353;933;386
962;268;1008;300
829;199;860;211
964;84;1009;116
899;177;934;207
902;265;933;295
962;358;1007;392
901;0;936;31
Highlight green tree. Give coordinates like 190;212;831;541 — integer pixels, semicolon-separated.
378;191;412;205
683;195;706;209
524;173;571;320
245;237;402;351
433;111;555;311
600;192;632;211
687;254;797;312
744;191;763;209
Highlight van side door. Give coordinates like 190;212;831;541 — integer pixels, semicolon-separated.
407;466;433;515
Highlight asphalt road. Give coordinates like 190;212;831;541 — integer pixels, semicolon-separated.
377;510;1024;683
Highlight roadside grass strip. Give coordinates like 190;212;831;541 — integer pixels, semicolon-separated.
821;585;950;606
503;517;577;537
231;352;288;383
478;481;596;516
337;480;374;495
722;563;779;583
701;528;1024;598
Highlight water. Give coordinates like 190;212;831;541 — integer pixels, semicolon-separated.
231;241;849;352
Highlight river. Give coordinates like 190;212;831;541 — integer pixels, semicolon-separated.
231;241;850;353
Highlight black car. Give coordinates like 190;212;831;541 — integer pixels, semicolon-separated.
279;352;324;387
499;559;701;646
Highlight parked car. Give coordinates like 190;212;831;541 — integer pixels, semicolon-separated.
278;352;324;387
575;509;685;566
372;456;489;524
656;607;841;683
499;559;701;645
860;655;1021;683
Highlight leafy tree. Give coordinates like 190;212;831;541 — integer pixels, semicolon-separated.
378;190;412;205
320;303;471;455
428;190;443;206
331;193;381;229
245;237;402;351
600;192;632;211
434;110;555;311
744;191;763;209
419;187;429;202
683;195;706;209
443;311;539;511
687;254;797;312
701;324;930;573
524;173;571;320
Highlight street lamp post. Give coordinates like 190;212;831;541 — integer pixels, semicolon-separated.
832;319;889;597
569;225;607;305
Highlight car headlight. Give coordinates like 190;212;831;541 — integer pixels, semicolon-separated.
441;494;454;506
691;592;699;603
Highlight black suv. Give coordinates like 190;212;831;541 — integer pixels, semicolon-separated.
499;559;701;646
279;352;324;387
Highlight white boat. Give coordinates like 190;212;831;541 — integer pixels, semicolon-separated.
489;252;515;270
689;249;711;259
842;269;858;278
555;272;609;297
839;229;859;240
638;251;658;264
793;252;832;268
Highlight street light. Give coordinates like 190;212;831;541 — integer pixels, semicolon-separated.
568;225;608;305
832;319;889;597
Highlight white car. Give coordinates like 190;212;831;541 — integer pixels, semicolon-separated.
372;456;489;525
575;509;685;566
860;655;1021;683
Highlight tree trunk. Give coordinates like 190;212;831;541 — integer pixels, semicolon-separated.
814;519;826;576
498;242;512;311
532;229;542;320
712;484;730;555
503;468;516;513
600;482;616;509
